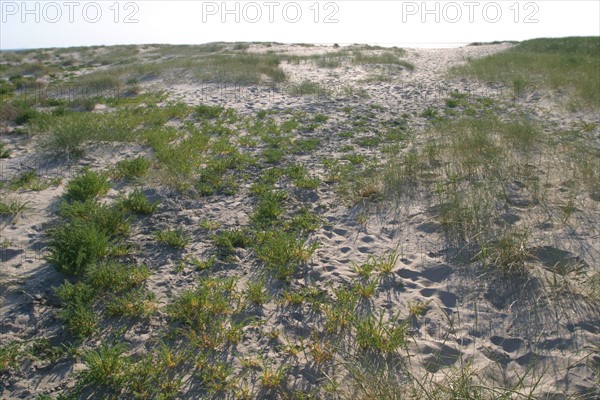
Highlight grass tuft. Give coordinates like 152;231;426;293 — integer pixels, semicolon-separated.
65;169;110;203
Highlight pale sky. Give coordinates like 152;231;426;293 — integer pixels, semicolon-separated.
1;1;599;50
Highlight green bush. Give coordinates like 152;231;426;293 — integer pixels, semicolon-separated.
86;261;150;293
65;169;110;202
14;107;38;125
118;189;159;215
114;157;151;180
58;200;129;237
47;222;111;276
55;281;98;337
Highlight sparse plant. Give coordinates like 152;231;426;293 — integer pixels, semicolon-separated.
354;279;378;299
154;228;189;248
245;278;270;305
260;362;287;390
0;342;20;374
255;229;318;281
114;157;151;180
119;189;159;214
10;170;49;191
0;198;28;216
0;143;10;158
354;312;407;353
408;300;432;317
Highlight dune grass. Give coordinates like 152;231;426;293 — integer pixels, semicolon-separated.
451;37;600;109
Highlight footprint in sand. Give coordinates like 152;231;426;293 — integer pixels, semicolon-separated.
515;351;544;366
537;337;572;351
397;268;421;281
360;235;375;243
490;336;525;353
420;264;453;283
419;288;457;308
332;228;348;236
421;344;461;373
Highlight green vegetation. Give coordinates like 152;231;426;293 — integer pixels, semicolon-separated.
0;143;10;158
64;169;110;202
1;40;597;399
154;228;190;248
0;198;28;216
0;342;20;374
48;199;129;276
113;157;151;180
452;37;600;109
118;189;159;215
255;229;317;281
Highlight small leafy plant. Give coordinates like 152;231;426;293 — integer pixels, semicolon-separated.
119;189;159;214
114;157;151;180
154;228;190;248
65;168;110;203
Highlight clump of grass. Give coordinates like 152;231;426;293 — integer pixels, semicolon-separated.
118;189;159;215
254;229;318;281
250;190;286;229
14;107;39;125
290;80;330;97
167;276;237;331
0;198;28;216
55;281;98;338
195;104;224;119
113;157;151;180
354;313;407;353
284;164;320;189
354;279;378;299
245;278;270;306
64;169;110;203
9;170;51;191
86;261;150;293
260;363;287;390
0;342;20;374
58;200;130;237
353;250;400;277
479;229;530;274
286;208;321;235
105;289;156;317
0;143;10;158
55;259;153;338
194;52;287;84
408;300;432;317
212;228;252;259
323;287;358;333
293;138;320;154
154;228;190;248
80;343;129;388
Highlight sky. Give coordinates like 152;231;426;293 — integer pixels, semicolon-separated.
1;1;599;50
